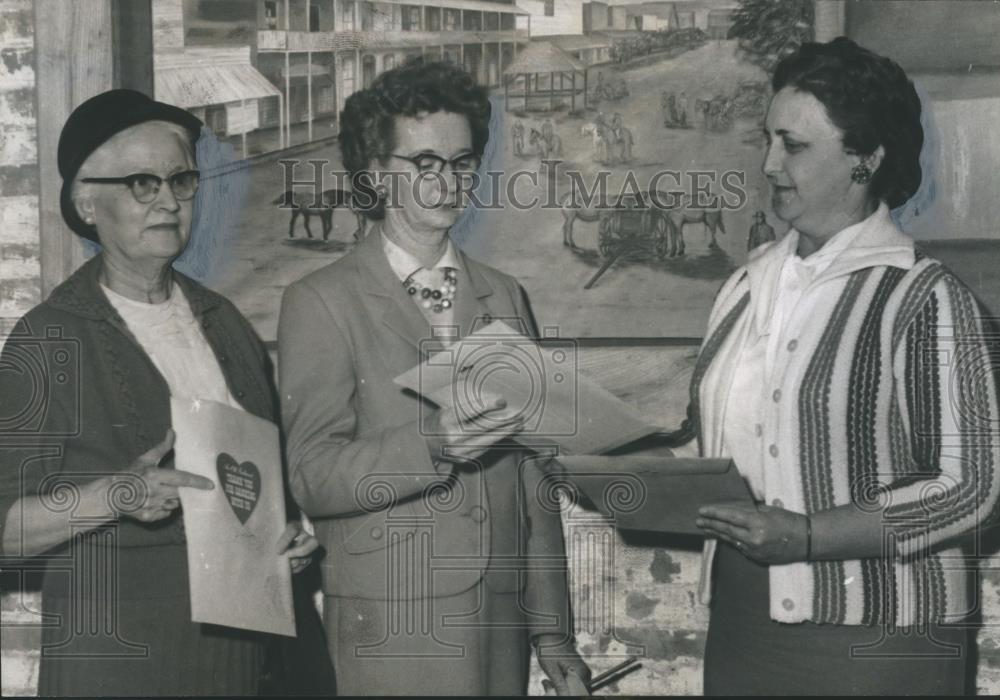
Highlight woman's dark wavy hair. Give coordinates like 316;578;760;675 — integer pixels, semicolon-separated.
339;58;491;220
772;37;923;209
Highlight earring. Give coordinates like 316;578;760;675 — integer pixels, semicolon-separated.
851;163;873;185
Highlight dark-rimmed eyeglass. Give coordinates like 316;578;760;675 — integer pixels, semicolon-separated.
389;153;481;174
80;170;200;204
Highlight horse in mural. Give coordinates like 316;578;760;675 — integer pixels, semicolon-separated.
581;121;632;164
665;203;727;250
558;190;605;250
558;190;725;253
528;127;562;160
272;188;366;241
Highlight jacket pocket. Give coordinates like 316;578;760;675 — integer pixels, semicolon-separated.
339;500;422;554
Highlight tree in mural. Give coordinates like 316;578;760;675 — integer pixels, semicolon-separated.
728;0;814;71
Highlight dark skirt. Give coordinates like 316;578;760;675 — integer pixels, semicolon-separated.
703;542;971;696
36;543;265;697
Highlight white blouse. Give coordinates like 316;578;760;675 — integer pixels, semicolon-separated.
720;207;880;500
100;282;244;411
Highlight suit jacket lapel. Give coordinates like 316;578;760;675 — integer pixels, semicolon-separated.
356;228;435;360
454;250;496;339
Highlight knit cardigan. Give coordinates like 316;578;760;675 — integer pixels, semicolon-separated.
689;222;1000;627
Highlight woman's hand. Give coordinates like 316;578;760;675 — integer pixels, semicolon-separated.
276;520;320;574
118;429;215;523
423;392;525;464
696;503;809;565
535;635;592;695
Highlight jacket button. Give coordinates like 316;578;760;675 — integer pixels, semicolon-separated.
468;506;487;523
236;390;245;399
769;444;779;457
772;498;783;508
772;389;781;402
787;339;798;352
754;423;763;437
370;526;383;540
782;598;795;611
218;355;228;364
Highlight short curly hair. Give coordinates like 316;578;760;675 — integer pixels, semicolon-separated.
339;58;491;220
772;37;923;209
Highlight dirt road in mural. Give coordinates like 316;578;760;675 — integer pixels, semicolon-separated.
474;40;771;337
214;42;775;340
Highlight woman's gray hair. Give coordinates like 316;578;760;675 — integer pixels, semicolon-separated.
69;120;197;225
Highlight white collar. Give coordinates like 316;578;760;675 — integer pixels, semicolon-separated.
380;229;462;284
745;203;915;336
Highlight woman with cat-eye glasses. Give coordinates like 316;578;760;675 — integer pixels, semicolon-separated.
0;89;328;696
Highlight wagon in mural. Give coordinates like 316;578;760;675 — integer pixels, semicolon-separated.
597;191;678;260
585;191;681;290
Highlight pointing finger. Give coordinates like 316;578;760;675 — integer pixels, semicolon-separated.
160;469;215;490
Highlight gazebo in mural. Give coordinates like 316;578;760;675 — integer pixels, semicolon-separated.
503;41;588;113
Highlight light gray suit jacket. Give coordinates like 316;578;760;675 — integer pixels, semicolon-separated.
278;230;571;638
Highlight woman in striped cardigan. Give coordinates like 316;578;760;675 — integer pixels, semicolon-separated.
687;38;1000;695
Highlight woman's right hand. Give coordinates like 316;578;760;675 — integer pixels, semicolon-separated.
423;392;525;464
114;429;215;523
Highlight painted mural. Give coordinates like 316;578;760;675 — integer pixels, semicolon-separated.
140;0;1000;341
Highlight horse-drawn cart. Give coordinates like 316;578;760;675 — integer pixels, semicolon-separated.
586;192;679;289
597;192;675;260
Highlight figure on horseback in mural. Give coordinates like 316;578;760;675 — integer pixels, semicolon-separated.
529;120;562;159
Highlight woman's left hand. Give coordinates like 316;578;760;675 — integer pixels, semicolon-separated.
696;504;809;565
276;521;320;574
535;635;592;695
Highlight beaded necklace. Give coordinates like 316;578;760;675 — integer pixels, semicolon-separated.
404;267;457;313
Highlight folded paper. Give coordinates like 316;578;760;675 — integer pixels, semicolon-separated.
171;398;295;637
394;320;660;455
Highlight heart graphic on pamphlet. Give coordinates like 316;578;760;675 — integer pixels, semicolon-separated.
216;453;261;525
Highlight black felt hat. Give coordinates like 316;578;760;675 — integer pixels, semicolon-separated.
57;89;203;242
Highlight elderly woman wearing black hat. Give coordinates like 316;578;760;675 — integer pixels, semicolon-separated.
0;90;322;696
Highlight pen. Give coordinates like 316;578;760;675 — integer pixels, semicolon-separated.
587;656;641;693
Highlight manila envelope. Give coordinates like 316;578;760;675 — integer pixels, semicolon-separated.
554;456;754;535
171;398;295;637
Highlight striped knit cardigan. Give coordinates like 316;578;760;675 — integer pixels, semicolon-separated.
689;219;1000;627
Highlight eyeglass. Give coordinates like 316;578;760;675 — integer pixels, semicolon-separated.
80;170;200;204
389;152;481;174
